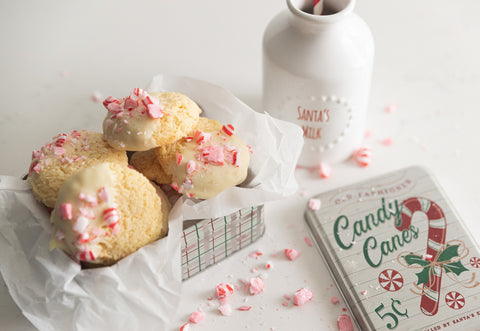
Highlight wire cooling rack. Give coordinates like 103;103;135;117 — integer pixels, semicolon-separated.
181;205;265;280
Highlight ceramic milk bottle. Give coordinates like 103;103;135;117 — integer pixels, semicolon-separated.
263;0;374;167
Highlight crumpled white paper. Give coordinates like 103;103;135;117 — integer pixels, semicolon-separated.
0;74;303;331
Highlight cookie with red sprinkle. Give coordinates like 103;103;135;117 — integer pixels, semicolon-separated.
27;130;128;208
155;117;251;199
102;88;202;151
49;162;169;266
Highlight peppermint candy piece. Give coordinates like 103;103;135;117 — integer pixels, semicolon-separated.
222;124;235;136
353;147;372;167
103;207;120;228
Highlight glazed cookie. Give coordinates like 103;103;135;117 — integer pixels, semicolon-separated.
156;117;251;199
27;130;128;208
49;162;169;266
130;149;171;185
102;88;202;151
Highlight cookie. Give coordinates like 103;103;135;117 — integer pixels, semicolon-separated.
156;117;251;199
49;162;169;266
130;149;171;185
27;130;128;208
102;88;202;151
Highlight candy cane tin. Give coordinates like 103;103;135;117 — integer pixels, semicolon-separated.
305;167;480;330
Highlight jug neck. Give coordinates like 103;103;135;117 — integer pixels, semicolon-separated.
286;0;356;31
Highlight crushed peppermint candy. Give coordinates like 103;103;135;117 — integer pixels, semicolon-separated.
176;153;183;166
353;147;372;167
381;137;393;146
318;163;332;178
304;236;313;247
218;303;232;316
147;104;163;119
284;248;301;261
293;288;313;306
103;207;120;229
55;229;65;241
237;305;252;311
179;323;190;331
73;216;89;234
308;198;321;211
59;203;73;220
186;160;196;174
249;277;265;295
215;283;234;300
74;249;96;262
199;145;225;166
188;311;205;324
337;314;354;331
97;187;109;203
194;130;211;145
222;124;235;136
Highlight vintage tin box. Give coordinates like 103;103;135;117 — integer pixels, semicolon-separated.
305;167;480;330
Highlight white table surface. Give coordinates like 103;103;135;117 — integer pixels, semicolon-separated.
1;0;480;330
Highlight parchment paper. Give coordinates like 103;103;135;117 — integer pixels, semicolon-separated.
0;74;303;331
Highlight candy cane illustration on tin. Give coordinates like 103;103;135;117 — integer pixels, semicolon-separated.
395;197;447;316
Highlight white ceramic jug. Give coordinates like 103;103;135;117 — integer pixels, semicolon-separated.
263;0;374;167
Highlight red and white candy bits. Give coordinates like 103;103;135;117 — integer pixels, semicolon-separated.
308;198;321;211
218;303;232;316
353;147;372;167
222;124;235;136
318;163;332;178
103;207;120;229
188;310;205;324
215;283;234;300
248;277;265;295
337;314;354;331
59;203;73;220
285;248;301;261
293;288;313;306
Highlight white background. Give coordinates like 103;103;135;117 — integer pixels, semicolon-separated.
1;0;480;330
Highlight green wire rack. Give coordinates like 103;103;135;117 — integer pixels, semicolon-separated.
181;205;265;280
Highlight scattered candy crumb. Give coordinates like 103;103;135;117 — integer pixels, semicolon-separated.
215;283;234;299
337;314;354;331
331;296;340;304
304;236;313;247
237;305;252;311
249;277;265;295
293;288;313;306
308;198;321;211
248;250;263;259
189;311;205;324
381;137;393;146
179;323;190;331
385;103;398;114
218;303;232;316
353;147;372;167
285;248;301;261
318;163;332;178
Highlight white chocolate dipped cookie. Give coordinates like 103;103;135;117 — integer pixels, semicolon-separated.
49;162;169;266
27;130;128;208
156;117;251;199
102;88;202;151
